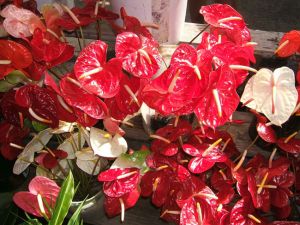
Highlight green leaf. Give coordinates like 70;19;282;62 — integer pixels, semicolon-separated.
49;171;75;225
32;121;48;132
67;196;88;225
0;80;15;92
5;70;28;84
1;201;18;225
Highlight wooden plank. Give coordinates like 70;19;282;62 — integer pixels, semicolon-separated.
68;22;284;58
181;22;284;57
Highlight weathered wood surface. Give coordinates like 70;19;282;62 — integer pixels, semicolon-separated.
67;22;283;58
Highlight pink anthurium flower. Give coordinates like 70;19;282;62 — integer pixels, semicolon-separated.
13;176;60;218
1;4;45;38
115;32;161;78
74;40;123;98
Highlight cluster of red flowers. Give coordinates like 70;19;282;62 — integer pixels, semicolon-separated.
0;1;300;224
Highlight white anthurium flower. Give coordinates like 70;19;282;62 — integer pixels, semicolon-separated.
50;121;75;134
75;147;108;175
79;126;91;147
240;76;261;112
90;127;127;158
241;67;298;126
253;67;298;126
13;129;53;175
57;132;85;159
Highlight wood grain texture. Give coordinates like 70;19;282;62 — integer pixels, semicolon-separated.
67;22;283;58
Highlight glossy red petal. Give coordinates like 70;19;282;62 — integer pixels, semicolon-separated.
276;30;300;57
103;172;140;198
270;188;289;208
75;40;122;98
60;74;108;119
116;32;160;78
104;188;140;218
256;122;277;143
188;157;215;174
98;168;139;182
182;144;203;157
200;4;245;30
277;137;300;154
194;66;239;128
0;40;32;79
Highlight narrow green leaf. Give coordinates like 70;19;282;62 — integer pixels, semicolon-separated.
32;121;48;132
0;80;15;92
5;70;28;84
49;171;75;225
67;196;88;225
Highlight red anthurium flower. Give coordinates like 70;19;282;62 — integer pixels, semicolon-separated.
109;7;154;41
72;1;119;21
200;4;251;45
23;60;47;81
1;4;45;38
277;134;300;154
246;157;294;213
0;121;29;160
150;119;192;156
98;168;140;198
177;177;219;225
200;4;245;30
255;114;277;143
113;75;141;116
141;65;204;116
230;197;266;225
56;5;94;31
13;176;60;218
44;73;77;123
210;41;256;86
1;90;28;127
194;66;239;128
74;40;123;98
210;168;235;204
30;29;74;68
141;167;174;207
120;7;153;39
183;138;227;174
275;30;300;57
73;108;98;127
15;84;59;128
115;32;161;78
60;73;108;120
104;97;128;121
0;40;32;79
35;149;68;169
104;187;140;221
